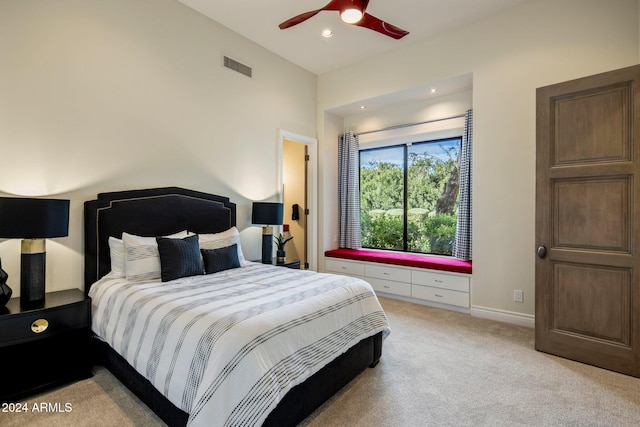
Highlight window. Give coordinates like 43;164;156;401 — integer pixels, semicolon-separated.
359;137;461;256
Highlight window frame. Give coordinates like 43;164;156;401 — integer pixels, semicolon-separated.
359;136;462;256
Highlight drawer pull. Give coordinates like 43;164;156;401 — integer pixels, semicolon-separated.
383;285;391;289
434;279;444;283
31;319;49;334
434;294;444;298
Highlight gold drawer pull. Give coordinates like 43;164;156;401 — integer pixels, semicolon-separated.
31;319;49;334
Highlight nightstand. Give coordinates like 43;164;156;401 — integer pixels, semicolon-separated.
253;258;302;269
0;289;92;402
275;259;301;269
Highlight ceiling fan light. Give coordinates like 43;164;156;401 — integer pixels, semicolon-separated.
340;8;363;24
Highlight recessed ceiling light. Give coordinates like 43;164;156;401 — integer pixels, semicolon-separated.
430;88;437;94
322;29;334;38
360;105;366;110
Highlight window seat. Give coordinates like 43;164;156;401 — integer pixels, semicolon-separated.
324;248;472;274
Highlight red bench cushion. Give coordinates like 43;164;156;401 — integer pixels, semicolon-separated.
324;248;472;274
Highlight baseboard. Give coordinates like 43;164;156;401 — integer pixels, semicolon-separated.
470;305;534;328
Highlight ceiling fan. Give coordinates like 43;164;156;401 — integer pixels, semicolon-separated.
279;0;409;40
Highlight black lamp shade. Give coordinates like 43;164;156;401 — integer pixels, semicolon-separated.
0;198;69;238
251;202;283;226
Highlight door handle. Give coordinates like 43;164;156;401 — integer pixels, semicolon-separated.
537;245;547;259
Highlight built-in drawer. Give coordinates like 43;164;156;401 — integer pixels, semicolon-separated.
368;277;411;297
412;284;469;308
325;259;365;277
412;270;469;293
365;264;411;283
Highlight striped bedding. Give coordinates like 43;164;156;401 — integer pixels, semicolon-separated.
89;262;390;426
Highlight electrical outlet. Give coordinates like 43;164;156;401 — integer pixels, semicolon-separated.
514;290;524;303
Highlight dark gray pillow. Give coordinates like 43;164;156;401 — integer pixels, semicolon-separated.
156;234;203;282
201;244;240;274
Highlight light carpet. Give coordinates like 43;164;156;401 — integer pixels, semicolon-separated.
2;297;639;426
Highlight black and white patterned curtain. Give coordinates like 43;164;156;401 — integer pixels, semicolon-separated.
338;131;362;249
453;109;473;260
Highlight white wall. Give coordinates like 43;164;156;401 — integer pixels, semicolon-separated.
318;0;639;317
343;90;472;148
0;0;317;295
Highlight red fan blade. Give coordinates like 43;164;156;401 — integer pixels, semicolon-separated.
355;13;409;39
279;0;346;30
279;10;323;29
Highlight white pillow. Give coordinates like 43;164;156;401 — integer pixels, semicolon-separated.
198;227;247;266
122;231;189;282
108;236;126;278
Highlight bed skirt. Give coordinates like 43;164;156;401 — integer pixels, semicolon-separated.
92;331;383;426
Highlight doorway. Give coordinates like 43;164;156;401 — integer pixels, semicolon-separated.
278;130;317;270
282;139;307;268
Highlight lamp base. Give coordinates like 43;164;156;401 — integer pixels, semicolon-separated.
0;258;11;308
261;226;273;264
20;239;46;307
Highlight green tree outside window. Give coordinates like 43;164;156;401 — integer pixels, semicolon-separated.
360;137;461;255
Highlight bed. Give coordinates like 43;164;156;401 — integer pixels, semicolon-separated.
84;187;389;427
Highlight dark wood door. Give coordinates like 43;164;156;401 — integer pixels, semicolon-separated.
536;65;640;376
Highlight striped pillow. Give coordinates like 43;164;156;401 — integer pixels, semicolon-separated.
122;231;189;282
198;226;247;266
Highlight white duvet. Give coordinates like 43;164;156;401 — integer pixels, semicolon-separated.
89;262;390;426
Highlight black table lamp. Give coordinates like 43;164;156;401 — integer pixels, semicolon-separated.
251;202;283;264
0;197;70;306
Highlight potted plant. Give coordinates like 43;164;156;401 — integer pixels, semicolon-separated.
274;233;294;264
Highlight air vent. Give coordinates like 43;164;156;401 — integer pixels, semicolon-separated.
223;55;252;78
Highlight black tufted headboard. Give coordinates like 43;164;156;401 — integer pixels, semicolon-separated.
83;187;236;294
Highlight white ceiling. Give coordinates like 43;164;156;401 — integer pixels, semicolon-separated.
178;0;536;75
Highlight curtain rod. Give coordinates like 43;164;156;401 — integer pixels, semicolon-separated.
355;113;466;137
